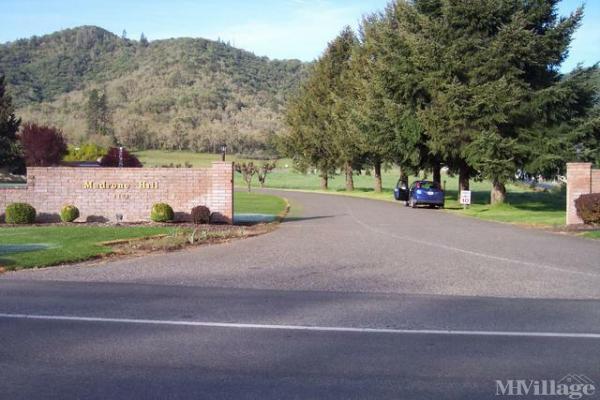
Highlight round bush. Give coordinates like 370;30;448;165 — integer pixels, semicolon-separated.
5;203;36;224
60;205;80;223
575;193;600;225
191;205;211;224
151;203;174;222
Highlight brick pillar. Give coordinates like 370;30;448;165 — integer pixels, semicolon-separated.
566;162;592;226
209;162;234;224
592;170;600;194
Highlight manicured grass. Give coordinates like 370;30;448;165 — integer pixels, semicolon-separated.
583;231;600;239
235;191;287;216
261;171;566;227
443;184;566;227
0;192;287;270
135;150;227;167
0;226;174;270
134;151;567;227
135;150;291;168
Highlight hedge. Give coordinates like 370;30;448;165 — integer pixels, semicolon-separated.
60;205;80;223
5;203;37;224
151;203;174;222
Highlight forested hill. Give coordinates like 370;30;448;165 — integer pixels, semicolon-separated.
0;26;308;154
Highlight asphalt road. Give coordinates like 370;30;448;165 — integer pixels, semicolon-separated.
1;191;600;399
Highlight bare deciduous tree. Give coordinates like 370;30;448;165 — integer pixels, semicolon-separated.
235;162;259;192
257;161;277;188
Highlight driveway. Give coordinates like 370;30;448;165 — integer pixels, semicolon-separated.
2;191;600;399
4;190;599;299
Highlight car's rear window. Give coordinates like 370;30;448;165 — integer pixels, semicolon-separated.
416;181;440;190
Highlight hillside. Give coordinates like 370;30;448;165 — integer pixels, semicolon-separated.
0;26;308;154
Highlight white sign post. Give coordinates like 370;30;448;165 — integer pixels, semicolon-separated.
460;190;472;209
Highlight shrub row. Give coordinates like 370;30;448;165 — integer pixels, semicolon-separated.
2;203;213;224
2;203;80;224
150;203;213;224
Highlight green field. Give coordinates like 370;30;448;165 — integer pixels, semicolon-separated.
134;150;291;168
234;191;287;216
253;167;567;227
0;192;288;270
583;231;600;239
135;150;568;227
135;151;575;226
0;226;174;269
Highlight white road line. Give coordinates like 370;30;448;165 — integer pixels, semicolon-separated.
344;202;600;278
1;313;600;339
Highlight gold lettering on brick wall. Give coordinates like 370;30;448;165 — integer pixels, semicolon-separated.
82;181;159;190
138;181;159;189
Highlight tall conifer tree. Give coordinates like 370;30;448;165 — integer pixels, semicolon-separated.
0;75;23;173
284;28;356;190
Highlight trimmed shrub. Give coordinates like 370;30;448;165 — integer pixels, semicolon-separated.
575;193;600;225
64;144;107;162
60;205;80;223
191;205;211;224
151;203;174;222
5;203;36;224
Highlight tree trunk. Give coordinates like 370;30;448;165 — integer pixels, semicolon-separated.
458;163;470;199
320;175;328;190
491;180;506;205
433;161;441;186
399;167;408;187
374;161;383;193
345;162;354;192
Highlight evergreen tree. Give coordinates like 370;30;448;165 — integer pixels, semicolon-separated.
0;75;23;173
350;8;429;192
406;0;585;203
97;91;112;137
86;89;101;136
520;66;599;177
140;33;149;47
327;27;362;191
284;29;355;190
86;89;113;139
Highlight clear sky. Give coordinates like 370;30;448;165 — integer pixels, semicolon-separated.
1;0;598;71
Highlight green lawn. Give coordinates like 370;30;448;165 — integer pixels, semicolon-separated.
0;226;174;270
135;151;568;227
583;231;600;239
443;184;566;227
135;150;227;167
235;191;288;216
0;192;287;270
256;169;566;227
134;150;292;169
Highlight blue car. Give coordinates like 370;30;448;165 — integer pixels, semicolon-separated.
394;180;444;208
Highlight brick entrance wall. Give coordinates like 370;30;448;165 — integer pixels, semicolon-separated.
566;162;599;225
0;162;233;223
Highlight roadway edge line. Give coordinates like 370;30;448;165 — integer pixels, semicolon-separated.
1;313;599;339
